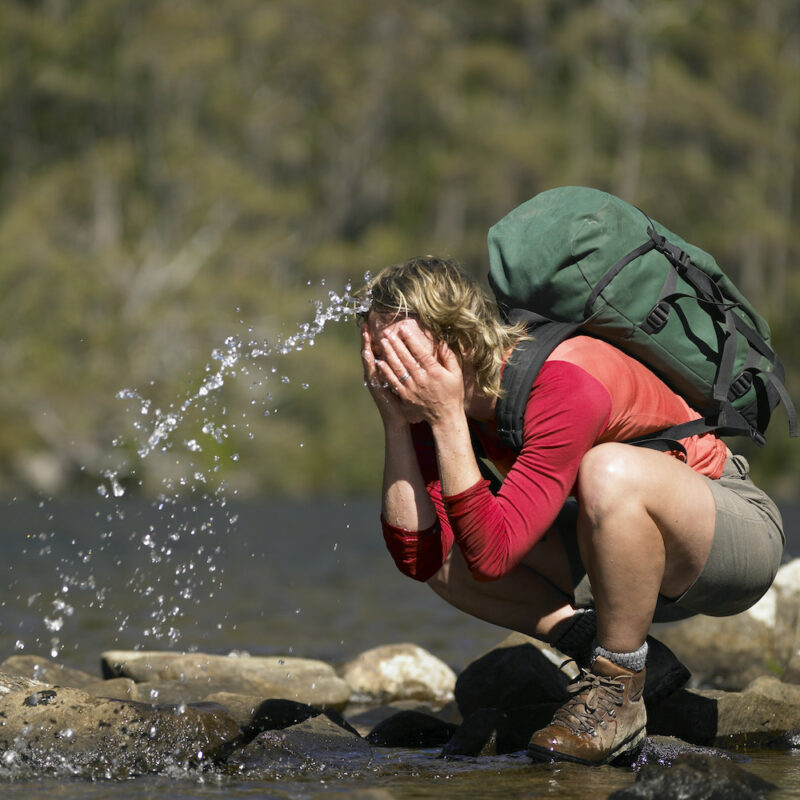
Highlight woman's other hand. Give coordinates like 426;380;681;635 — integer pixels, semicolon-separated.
361;323;409;426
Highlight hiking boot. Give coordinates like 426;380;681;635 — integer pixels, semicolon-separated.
527;656;647;765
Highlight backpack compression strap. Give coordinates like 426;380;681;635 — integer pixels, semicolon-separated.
646;227;798;441
495;310;580;451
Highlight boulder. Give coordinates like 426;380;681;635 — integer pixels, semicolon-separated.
228;713;373;773
0;682;242;777
338;643;456;704
454;633;571;717
0;655;100;689
657;558;800;690
101;650;351;710
649;675;800;747
608;751;775;799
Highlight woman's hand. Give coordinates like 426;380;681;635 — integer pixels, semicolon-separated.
374;321;465;428
361;324;408;426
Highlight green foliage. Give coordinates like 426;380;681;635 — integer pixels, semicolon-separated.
1;0;798;498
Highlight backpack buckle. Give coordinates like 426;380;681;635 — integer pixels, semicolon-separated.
649;228;692;272
729;371;753;399
642;301;671;333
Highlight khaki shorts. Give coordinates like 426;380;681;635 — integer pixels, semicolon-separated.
562;454;785;621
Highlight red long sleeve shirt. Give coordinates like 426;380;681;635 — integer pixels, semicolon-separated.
382;335;728;583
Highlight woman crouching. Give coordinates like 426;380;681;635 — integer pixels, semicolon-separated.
358;256;783;765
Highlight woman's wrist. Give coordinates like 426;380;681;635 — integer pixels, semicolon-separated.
382;415;411;437
428;408;468;439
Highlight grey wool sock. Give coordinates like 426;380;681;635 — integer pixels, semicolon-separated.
592;639;649;673
550;608;597;665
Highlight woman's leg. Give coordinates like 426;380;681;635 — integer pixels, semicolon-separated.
426;519;577;640
529;443;716;765
575;443;717;654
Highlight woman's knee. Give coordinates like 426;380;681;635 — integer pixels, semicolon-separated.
576;443;642;520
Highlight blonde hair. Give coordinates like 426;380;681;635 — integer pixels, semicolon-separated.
362;256;527;397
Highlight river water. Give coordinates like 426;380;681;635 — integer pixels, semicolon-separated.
1;495;799;798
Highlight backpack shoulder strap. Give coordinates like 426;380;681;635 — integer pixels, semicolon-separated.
496;311;581;451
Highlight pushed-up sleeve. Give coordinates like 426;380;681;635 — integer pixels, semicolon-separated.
443;360;611;581
380;422;455;581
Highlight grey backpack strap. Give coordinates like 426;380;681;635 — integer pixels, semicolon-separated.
496;311;580;451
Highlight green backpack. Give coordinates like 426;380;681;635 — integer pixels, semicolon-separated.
487;186;797;452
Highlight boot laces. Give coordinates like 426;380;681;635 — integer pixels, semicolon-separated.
552;669;626;736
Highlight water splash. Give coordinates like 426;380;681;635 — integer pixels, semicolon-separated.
70;277;370;652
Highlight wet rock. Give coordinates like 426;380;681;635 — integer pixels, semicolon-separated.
0;655;100;689
338;643;456;704
658;558;800;690
631;735;738;769
229;713;373;773
365;709;458;747
648;675;800;747
454;633;571;717
608;752;775;799
442;707;500;757
101;650;351;710
0;683;242;777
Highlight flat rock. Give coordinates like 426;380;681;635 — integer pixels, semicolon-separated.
338;643;456;704
101;650;351;710
0;683;242;777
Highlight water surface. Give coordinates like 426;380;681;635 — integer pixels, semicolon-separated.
1;496;799;798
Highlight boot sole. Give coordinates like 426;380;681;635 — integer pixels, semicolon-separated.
527;726;647;767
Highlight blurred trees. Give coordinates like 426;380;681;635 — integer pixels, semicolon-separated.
1;0;798;498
